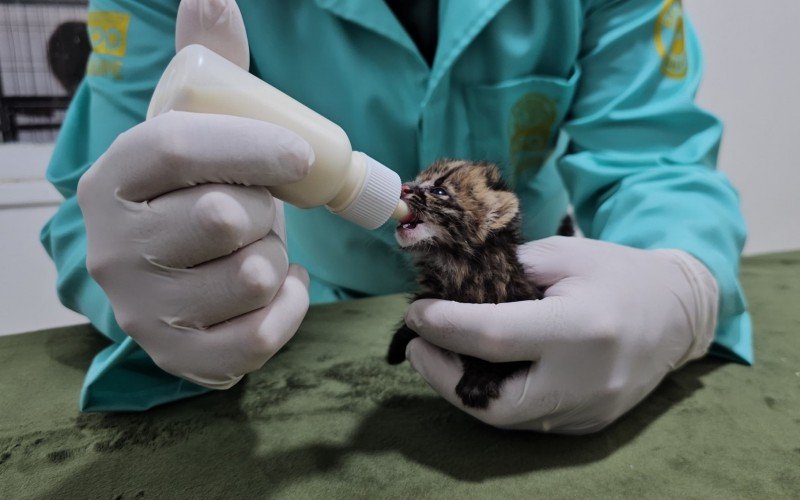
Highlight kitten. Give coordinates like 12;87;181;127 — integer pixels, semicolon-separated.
387;159;542;409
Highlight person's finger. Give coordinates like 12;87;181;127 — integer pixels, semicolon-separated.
99;112;313;201
271;200;288;246
154;264;310;388
216;263;310;372
406;338;540;428
405;338;466;407
142;184;276;267
407;336;611;432
404;297;582;363
176;0;250;70
157;235;288;328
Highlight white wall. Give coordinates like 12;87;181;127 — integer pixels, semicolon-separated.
0;144;85;335
687;1;800;255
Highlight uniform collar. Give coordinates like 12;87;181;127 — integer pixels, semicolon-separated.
313;0;424;64
429;0;511;99
314;0;512;98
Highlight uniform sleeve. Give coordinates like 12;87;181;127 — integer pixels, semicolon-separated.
559;0;752;363
40;0;210;411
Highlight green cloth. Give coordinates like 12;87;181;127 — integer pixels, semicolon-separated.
1;252;797;498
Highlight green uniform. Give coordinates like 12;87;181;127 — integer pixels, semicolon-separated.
41;0;751;411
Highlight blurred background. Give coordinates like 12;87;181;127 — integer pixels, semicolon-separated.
0;0;87;142
0;0;798;335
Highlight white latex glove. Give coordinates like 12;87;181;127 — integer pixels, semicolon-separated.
404;236;719;434
77;0;313;389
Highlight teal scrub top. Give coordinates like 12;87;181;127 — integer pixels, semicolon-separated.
41;0;752;412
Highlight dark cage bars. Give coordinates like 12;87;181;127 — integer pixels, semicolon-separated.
0;0;89;143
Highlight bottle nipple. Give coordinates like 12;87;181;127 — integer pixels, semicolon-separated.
391;200;410;221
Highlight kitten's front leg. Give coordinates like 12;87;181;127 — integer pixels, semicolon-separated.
456;356;530;409
386;323;418;365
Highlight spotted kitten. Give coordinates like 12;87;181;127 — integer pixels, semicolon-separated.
387;159;543;409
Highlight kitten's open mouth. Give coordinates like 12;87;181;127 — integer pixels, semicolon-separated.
397;210;423;230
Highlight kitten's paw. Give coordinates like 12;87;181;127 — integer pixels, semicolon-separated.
386;344;407;365
455;374;501;409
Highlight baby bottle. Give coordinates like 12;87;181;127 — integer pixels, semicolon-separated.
147;44;409;230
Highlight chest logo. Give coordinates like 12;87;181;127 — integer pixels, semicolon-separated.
508;92;558;181
654;0;687;79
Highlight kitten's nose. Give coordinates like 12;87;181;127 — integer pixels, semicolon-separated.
401;184;413;199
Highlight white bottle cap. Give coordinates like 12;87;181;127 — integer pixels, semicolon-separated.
334;153;401;230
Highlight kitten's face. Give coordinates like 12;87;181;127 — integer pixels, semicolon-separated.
395;160;520;250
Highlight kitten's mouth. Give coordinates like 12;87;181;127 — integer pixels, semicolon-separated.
397;210;423;230
394;205;437;248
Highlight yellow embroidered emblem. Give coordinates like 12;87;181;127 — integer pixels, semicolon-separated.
86;58;123;80
87;11;130;57
509;92;558;180
654;0;687;79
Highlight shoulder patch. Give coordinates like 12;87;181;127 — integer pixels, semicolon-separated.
87;11;130;57
654;0;687;79
86;11;130;79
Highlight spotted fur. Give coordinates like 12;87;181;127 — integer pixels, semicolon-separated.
387;159;542;409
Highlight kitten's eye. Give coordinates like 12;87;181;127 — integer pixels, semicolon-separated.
429;187;448;196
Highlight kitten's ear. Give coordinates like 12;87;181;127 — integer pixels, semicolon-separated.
486;191;519;230
481;163;510;191
479;162;501;186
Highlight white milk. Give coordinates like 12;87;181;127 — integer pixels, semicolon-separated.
147;44;408;230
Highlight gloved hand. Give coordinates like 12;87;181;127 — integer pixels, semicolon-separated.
77;0;313;389
404;236;719;434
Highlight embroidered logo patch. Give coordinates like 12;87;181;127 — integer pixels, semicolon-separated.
508;92;558;180
86;58;123;79
87;11;130;57
654;0;687;79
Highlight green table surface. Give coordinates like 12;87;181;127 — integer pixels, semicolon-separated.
1;252;799;498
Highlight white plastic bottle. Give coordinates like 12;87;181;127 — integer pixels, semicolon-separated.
147;44;409;230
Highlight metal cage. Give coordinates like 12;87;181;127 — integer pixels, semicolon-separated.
0;0;88;143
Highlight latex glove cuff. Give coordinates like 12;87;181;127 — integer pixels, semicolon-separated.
654;249;720;368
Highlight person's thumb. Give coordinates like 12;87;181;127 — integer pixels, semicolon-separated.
516;236;578;287
175;0;250;70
